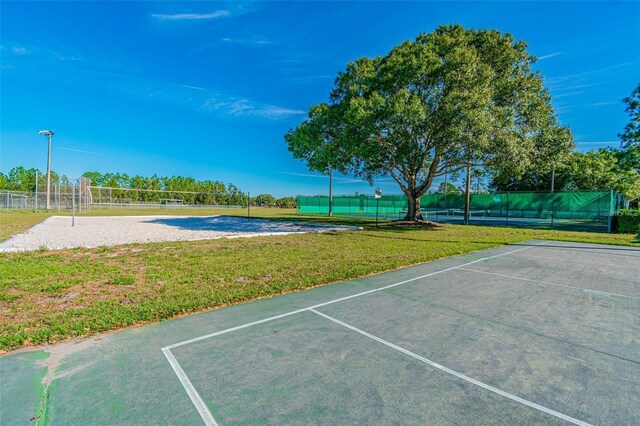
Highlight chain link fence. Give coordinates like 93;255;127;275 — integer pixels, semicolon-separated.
1;178;91;212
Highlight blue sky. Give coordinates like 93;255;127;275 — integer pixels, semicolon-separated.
1;1;639;197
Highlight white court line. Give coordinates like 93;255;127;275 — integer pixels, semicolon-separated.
161;241;550;425
456;268;640;301
309;308;592;426
162;348;218;426
163;241;548;350
513;243;640;257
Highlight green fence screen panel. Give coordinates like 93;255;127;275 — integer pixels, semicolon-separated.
297;190;626;231
297;195;408;217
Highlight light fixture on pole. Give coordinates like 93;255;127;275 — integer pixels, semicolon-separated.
38;130;54;210
374;187;382;226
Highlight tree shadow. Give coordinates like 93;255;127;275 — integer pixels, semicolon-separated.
144;216;359;234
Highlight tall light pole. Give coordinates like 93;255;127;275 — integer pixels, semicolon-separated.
38;130;54;209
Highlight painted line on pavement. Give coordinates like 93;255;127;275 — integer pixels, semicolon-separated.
456;267;639;300
163;241;548;350
162;348;218;426
309;308;592;426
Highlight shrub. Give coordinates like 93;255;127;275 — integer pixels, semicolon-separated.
616;209;640;234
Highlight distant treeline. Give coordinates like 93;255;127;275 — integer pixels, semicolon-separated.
0;166;296;208
83;170;246;205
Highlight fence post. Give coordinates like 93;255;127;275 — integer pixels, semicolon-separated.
5;191;8;212
72;183;76;227
607;189;614;233
506;192;509;225
550;193;555;228
35;170;38;212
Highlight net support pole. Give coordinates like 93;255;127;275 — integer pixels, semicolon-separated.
46;132;52;210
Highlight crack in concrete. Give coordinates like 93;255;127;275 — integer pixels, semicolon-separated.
32;336;108;425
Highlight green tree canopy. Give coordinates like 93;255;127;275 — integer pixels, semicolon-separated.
436;181;459;195
0;172;8;190
276;196;297;208
286;24;573;220
254;193;277;207
620;83;640;149
490;149;640;201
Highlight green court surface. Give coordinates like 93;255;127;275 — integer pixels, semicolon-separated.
1;240;639;425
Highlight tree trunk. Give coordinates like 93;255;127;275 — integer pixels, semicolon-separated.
403;191;423;221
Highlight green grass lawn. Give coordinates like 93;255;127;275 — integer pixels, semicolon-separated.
0;209;637;352
0;211;53;242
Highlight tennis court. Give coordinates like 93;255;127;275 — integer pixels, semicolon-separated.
2;240;638;425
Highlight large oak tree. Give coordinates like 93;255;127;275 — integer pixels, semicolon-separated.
286;24;573;221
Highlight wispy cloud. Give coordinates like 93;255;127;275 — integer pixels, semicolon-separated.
173;83;207;91
537;52;563;61
222;37;272;45
546;62;634;87
190;34;273;54
553;91;585;99
11;46;28;55
151;10;230;21
592;101;619;106
3;41;84;64
56;146;101;155
202;96;304;119
3;39;301;121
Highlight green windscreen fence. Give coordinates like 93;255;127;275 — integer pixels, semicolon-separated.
297;190;627;232
297;195;408;217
